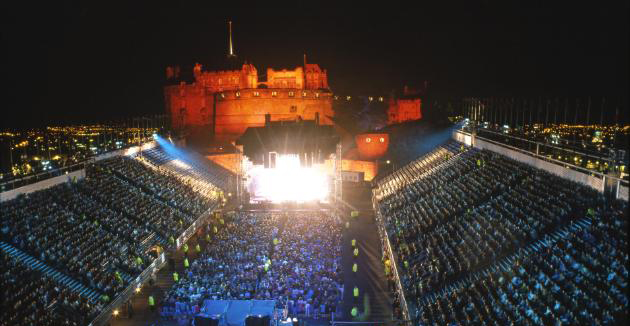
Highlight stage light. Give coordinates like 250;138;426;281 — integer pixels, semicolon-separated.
113;309;119;316
248;154;329;203
152;133;158;140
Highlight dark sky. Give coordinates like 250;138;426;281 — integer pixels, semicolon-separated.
2;1;627;129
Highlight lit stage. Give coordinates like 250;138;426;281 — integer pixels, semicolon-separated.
246;154;331;203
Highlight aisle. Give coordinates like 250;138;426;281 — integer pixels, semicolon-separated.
339;183;393;322
109;234;204;326
340;210;393;322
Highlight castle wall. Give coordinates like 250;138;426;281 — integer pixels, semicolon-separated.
387;98;422;124
267;67;304;89
165;62;332;142
165;86;334;142
214;89;333;142
164;84;211;129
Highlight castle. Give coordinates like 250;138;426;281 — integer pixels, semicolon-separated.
164;23;333;143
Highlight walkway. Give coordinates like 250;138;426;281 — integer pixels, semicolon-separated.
339;182;393;322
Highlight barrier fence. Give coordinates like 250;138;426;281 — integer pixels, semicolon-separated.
369;129;628;326
371;194;411;323
88;252;166;326
454;130;628;201
89;203;220;326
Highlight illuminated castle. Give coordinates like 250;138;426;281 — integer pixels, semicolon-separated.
164;21;333;142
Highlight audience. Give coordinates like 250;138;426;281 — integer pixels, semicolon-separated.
0;251;101;326
0;149;221;324
375;141;628;324
162;211;344;320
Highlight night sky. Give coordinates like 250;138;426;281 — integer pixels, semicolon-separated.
2;1;627;129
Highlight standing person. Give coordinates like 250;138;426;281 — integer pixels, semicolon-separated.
127;301;134;319
148;295;156;314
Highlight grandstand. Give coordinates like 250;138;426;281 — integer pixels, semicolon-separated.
1;129;627;326
0;143;225;326
373;135;628;325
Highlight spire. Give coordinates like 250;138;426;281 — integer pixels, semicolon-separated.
227;21;236;58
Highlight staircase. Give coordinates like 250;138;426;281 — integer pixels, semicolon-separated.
0;241;102;302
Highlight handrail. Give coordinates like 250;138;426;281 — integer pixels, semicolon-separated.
0;163;86;190
88;252;166;326
88;203;219;326
371;193;411;323
476;127;622;162
469;131;628;184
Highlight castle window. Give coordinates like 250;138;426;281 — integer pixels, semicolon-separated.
220;93;225;98
272;91;278;97
315;93;319;98
253;91;260;97
346;96;352;101
288;91;294;97
290;106;297;113
366;138;371;143
379;97;384;102
369;97;374;101
380;137;385;143
236;91;240;97
334;96;339;100
302;91;307;97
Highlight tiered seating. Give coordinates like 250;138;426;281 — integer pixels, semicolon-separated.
417;209;627;325
0;251;101;326
0;150;225;324
48;183;157;267
100;156;213;216
1;189;129;297
79;163;194;241
142;146;233;191
375;142;628;324
142;147;172;165
375;140;461;200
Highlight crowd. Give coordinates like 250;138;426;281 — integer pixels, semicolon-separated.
264;212;343;316
0;150;221;324
375;141;628;324
417;204;627;325
100;156;213;216
0;251;101;326
1;187;129;298
162;211;343;320
80;162;197;242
